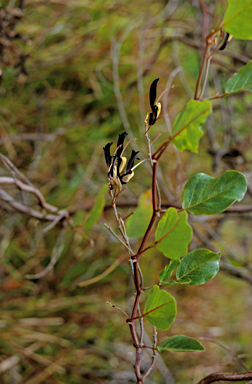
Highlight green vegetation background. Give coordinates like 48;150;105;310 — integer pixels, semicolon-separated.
0;0;252;383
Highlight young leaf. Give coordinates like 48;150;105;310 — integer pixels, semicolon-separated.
171;100;211;153
225;61;252;94
155;208;192;259
176;249;221;285
222;0;252;40
182;171;247;215
158;335;205;352
144;285;176;331
126;189;152;238
159;260;181;283
84;184;108;230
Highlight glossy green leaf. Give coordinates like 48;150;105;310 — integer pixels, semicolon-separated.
127;189;152;238
84;184;108;229
222;0;252;39
144;285;176;331
171;100;211;153
159;260;181;283
182;171;247;215
176;249;221;285
225;61;252;94
158;335;205;352
155;208;192;259
161;278;191;286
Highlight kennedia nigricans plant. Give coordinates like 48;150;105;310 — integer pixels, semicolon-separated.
100;6;251;383
103;132;140;191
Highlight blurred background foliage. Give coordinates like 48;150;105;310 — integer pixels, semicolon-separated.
0;0;252;383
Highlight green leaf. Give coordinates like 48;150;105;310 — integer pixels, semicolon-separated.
127;189;152;238
171;100;211;153
222;0;252;39
159;260;181;283
84;184;108;230
155;208;192;259
182;171;247;215
225;61;252;94
158;335;205;352
144;285;176;331
176;249;221;285
161;278;191;286
73;210;86;226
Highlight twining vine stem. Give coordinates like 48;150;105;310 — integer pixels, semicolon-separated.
127;137;169;382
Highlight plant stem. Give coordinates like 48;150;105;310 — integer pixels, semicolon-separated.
194;41;211;100
128;145;165;383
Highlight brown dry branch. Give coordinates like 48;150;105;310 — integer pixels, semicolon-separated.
0;154;96;280
0;154;70;228
0;180;69;226
197;372;252;384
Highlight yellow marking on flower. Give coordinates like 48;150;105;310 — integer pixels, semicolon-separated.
119;156;127;173
110;175;122;190
156;102;161;118
121;171;134;183
228;34;233;42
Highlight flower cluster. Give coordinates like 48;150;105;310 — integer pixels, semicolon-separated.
103;132;139;191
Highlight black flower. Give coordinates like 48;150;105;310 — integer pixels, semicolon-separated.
116;132;128;173
120;150;139;185
103;133;140;190
219;31;232;51
103;142;113;167
148;78;162;126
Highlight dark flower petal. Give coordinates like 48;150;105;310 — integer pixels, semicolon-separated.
103;142;113;167
116;132;128;169
117;132;128;154
107;155;117;179
126;150;140;173
219;32;230;51
149;78;159;112
148;105;158;126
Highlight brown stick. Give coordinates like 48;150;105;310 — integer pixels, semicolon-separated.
197;372;252;384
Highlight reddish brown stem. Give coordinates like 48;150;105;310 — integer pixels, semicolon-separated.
128;300;173;321
194;37;212;100
132;245;153;259
123;211;135;221
128;148;162;383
